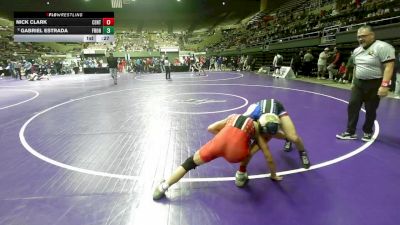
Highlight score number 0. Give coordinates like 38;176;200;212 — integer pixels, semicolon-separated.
102;18;115;26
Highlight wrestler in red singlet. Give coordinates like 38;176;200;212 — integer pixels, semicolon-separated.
199;114;255;163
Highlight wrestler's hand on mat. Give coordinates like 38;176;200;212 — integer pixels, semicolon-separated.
270;175;283;181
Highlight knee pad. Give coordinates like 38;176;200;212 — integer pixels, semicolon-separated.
181;155;197;171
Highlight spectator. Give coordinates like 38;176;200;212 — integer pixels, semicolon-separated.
394;52;400;99
327;47;342;80
164;56;171;80
107;52;118;85
317;48;329;79
273;52;283;75
303;49;314;77
343;51;355;83
336;62;347;83
23;60;32;76
291;50;303;76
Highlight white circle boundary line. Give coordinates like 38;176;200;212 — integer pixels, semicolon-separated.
0;89;40;110
18;83;377;182
0;75;113;88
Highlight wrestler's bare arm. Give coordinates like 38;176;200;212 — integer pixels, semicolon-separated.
207;117;228;135
255;122;283;181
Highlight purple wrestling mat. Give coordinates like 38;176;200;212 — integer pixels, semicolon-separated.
0;71;399;225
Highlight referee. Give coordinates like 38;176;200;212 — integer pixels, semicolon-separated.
336;25;395;142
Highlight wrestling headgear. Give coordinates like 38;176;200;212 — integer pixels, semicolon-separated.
258;113;280;135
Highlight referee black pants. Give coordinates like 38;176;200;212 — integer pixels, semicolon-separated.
347;78;381;134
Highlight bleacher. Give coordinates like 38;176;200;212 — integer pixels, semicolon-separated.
0;0;399;75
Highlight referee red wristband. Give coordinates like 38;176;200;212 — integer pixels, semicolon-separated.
381;80;391;87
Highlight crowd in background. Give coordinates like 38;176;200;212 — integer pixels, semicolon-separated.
0;0;399;96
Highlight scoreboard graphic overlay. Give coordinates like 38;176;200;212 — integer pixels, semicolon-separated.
14;12;115;42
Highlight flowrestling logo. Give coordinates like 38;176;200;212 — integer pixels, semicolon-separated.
170;98;227;105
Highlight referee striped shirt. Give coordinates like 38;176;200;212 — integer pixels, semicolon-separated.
353;40;395;80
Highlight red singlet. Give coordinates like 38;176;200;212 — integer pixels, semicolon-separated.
199;114;256;163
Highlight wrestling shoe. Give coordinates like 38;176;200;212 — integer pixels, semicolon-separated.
336;132;357;140
283;141;293;152
361;133;373;142
235;171;249;188
153;180;167;200
299;151;311;169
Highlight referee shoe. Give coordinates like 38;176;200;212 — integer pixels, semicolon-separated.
361;133;373;142
336;132;357;140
